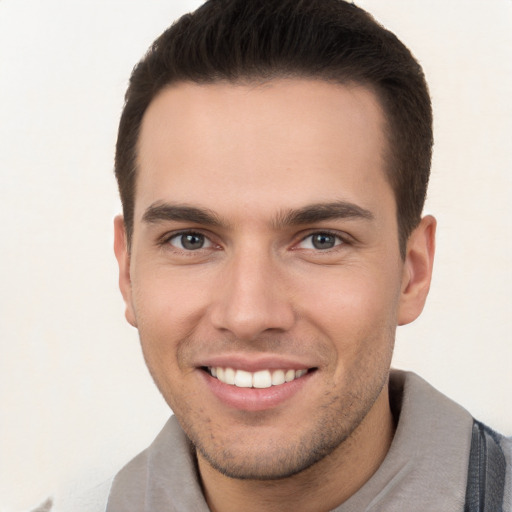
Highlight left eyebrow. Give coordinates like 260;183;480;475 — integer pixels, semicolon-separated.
273;201;374;228
142;202;224;227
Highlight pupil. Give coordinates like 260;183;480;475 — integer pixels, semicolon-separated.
182;233;204;250
313;233;335;249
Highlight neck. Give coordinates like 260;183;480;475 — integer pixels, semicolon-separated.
198;384;394;512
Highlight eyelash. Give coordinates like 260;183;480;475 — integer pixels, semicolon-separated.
159;229;351;252
159;230;216;251
295;230;349;251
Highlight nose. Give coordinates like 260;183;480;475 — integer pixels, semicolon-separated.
209;247;296;341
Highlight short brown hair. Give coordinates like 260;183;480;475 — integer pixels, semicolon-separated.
115;0;432;255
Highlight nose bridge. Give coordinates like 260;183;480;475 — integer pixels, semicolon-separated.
210;241;295;340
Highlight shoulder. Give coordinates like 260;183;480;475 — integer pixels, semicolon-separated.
505;436;512;510
465;421;512;511
497;430;512;510
390;371;511;510
48;416;196;512
52;477;113;512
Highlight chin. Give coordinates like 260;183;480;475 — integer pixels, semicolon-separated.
197;440;345;481
188;409;360;481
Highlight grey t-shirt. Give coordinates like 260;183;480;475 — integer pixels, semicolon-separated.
56;371;512;511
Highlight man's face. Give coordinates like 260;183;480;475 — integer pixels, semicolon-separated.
115;79;422;479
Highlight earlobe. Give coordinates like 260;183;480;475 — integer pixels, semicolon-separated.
113;215;137;328
397;215;436;326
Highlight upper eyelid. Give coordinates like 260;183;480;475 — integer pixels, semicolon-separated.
159;228;213;242
159;230;221;255
155;229;217;251
296;232;343;248
296;229;353;244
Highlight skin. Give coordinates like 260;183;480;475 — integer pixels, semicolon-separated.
114;79;436;512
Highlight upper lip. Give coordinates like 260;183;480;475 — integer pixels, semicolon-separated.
196;353;316;372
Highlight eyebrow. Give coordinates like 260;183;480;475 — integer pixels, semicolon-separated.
142;203;224;227
273;201;374;228
141;200;374;228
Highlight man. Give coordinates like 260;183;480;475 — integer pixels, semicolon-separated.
67;0;511;510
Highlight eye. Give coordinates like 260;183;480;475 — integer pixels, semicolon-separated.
297;232;344;250
168;232;213;251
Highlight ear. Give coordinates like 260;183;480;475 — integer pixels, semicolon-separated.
113;215;137;327
397;215;436;326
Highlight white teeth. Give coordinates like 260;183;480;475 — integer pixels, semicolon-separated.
234;369;253;388
285;369;296;382
253;370;272;389
209;367;309;388
224;367;236;385
271;369;285;386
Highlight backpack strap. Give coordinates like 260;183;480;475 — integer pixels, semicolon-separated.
464;420;507;512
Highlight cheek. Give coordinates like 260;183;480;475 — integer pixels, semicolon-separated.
133;262;210;323
301;264;401;329
130;269;211;369
296;264;401;368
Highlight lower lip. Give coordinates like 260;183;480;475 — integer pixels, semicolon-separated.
199;370;314;412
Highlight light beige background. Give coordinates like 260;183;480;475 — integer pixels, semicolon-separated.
0;0;511;509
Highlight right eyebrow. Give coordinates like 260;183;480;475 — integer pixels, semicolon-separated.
142;202;224;227
273;201;375;228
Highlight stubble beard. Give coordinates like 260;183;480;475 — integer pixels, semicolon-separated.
175;369;390;481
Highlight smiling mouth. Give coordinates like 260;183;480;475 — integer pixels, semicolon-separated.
203;367;314;389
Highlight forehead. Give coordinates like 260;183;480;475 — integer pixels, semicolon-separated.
135;79;393;224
